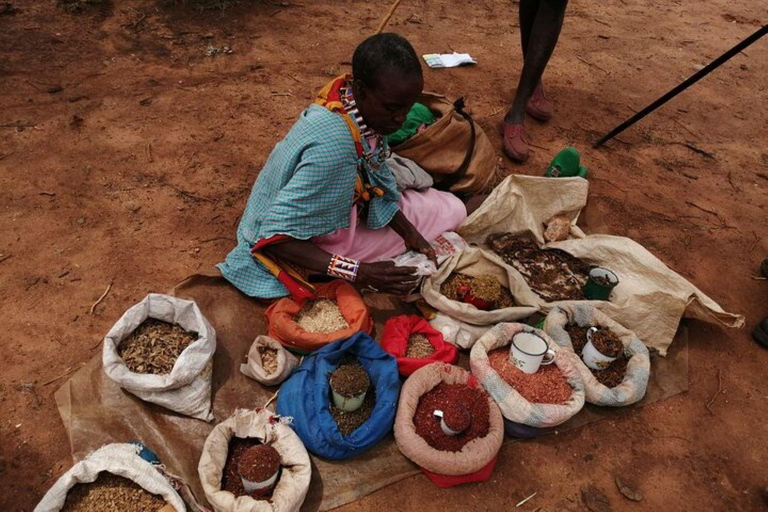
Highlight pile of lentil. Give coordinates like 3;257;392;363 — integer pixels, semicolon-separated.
413;382;490;451
486;233;590;302
488;347;572;403
258;345;278;375
295;299;349;333
565;324;629;388
222;438;274;501
62;473;166;512
440;272;516;309
117;319;197;375
405;333;435;358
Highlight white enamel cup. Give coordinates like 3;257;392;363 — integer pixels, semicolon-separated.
582;327;618;370
509;331;556;374
241;468;279;495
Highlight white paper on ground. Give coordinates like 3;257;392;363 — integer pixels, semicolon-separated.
422;53;477;69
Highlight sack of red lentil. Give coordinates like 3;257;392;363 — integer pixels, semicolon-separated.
240;335;299;387
102;293;217;421
381;315;459;376
420;247;539;341
266;280;373;354
198;408;312;512
469;323;585;432
35;442;187;512
275;332;400;460
544;304;650;407
394;363;504;488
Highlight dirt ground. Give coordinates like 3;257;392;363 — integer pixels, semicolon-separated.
1;0;766;510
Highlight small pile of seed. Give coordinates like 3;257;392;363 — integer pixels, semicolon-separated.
330;361;370;397
62;473;166;512
413;382;490;452
440;272;516;309
486;233;590;302
222;438;273;501
295;299;349;333
405;333;435;359
565;324;629;388
237;445;281;483
258;345;279;375
117;319;197;375
488;347;573;404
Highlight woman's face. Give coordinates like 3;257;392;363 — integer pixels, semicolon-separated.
354;68;424;135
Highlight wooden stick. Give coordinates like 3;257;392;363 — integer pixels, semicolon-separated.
90;282;112;314
375;0;403;34
705;369;723;414
516;492;537;507
263;390;279;409
43;363;84;386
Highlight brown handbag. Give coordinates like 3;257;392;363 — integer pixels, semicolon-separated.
393;92;498;195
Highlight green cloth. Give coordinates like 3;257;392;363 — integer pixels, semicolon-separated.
386;103;436;146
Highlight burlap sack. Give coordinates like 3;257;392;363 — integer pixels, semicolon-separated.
459;175;744;355
240;335;299;387
198;409;311;512
394;363;504;477
470;323;585;428
420;246;539;329
102;293;216;421
393;92;497;195
35;443;186;512
544;304;650;407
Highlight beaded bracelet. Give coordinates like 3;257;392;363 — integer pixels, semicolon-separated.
327;254;360;282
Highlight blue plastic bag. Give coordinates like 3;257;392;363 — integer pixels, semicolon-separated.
276;332;400;459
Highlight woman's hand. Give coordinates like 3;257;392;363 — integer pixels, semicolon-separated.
356;261;420;296
389;210;437;265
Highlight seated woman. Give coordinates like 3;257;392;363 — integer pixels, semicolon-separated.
219;33;471;299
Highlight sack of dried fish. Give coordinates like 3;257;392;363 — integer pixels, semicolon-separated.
266;281;372;353
34;442;186;512
240;335;299;386
420;248;538;348
103;293;217;421
198;409;311;512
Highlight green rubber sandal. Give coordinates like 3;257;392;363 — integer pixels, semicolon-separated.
545;147;588;178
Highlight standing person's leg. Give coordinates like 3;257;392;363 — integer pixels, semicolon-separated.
503;0;568;162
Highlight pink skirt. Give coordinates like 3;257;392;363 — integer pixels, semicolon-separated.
313;188;467;262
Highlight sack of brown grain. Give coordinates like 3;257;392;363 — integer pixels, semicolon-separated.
34;442;186;512
102;293;217;421
240;335;299;386
544;304;650;407
198;408;312;512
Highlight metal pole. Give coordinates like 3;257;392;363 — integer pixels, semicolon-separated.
593;24;767;148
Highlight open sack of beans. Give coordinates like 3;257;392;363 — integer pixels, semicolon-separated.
265;280;372;354
102;293;216;421
381;315;459;376
276;332;400;459
240;335;299;387
35;442;186;512
198;408;311;512
544;304;650;407
420;247;538;347
394;363;504;488
470;323;585;433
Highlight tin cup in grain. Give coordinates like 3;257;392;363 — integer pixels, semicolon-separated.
509;332;556;374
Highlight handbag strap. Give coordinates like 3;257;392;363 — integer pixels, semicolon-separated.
433;97;476;194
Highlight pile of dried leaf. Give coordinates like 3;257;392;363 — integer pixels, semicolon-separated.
258;346;279;375
62;473;166;512
117;319;197;375
440;272;516;309
486;233;590;302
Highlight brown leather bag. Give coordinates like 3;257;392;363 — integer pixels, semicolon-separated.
393;92;498;195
